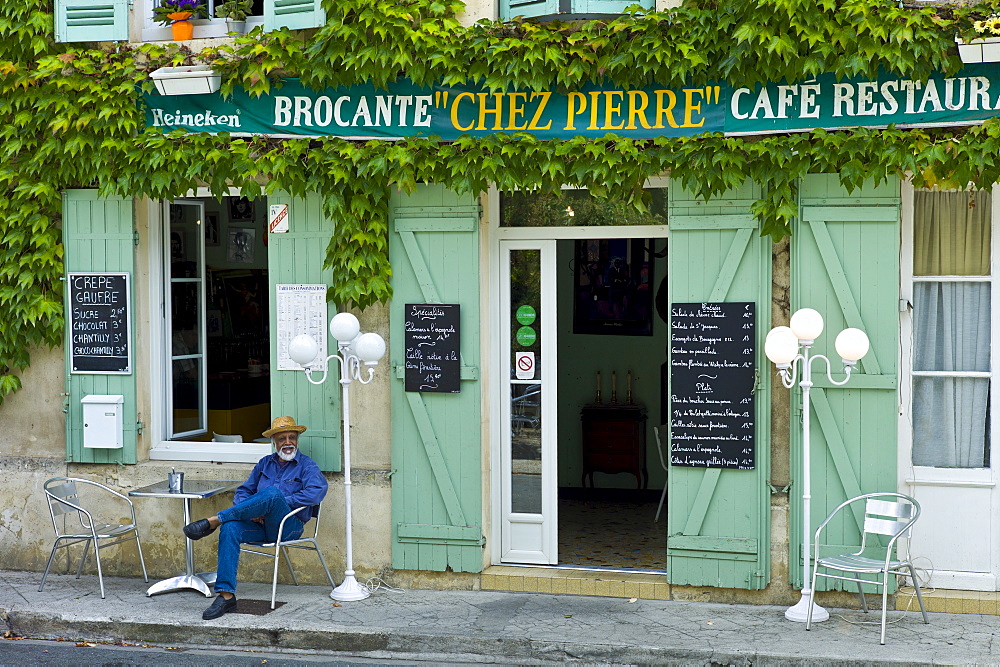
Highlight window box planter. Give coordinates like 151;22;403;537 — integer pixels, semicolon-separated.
149;65;221;95
956;36;1000;64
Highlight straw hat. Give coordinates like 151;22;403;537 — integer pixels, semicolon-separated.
262;416;308;438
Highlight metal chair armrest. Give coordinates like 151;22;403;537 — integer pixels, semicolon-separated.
274;506;309;545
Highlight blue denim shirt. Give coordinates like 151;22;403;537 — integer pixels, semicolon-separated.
233;451;328;522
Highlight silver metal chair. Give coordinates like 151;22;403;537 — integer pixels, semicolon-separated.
39;477;148;599
652;425;669;522
806;492;929;644
239;503;336;608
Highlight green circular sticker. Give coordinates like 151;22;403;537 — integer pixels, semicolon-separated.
515;305;537;325
515;326;537;347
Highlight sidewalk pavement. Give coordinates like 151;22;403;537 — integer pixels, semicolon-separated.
1;569;996;665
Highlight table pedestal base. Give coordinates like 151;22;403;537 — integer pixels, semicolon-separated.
146;573;213;597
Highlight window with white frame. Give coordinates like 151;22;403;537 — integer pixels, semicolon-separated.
141;0;265;42
911;189;992;468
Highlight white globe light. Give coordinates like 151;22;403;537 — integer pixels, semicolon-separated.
764;327;799;365
330;312;361;343
765;325;794;344
355;332;386;363
790;308;824;341
835;328;870;362
288;334;319;366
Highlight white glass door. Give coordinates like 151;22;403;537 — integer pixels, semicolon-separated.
499;240;557;563
164;199;207;440
902;186;1000;591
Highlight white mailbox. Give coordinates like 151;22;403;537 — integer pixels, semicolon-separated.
81;394;125;449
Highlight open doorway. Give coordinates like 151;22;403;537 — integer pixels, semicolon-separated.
165;196;271;445
497;187;670;572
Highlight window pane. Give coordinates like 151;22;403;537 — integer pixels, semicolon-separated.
172;357;202;435
913;190;990;276
500;188;667;227
912;282;990;372
510;248;541;514
913;376;989;468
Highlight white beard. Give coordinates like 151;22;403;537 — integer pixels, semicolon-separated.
277;446;297;462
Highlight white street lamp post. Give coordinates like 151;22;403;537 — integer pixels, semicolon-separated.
287;312;386;602
764;308;870;623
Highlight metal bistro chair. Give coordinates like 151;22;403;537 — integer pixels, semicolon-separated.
807;492;929;644
39;477;148;599
239;503;336;609
652;425;669;523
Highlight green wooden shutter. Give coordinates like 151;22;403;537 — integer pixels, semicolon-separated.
55;0;128;43
666;183;772;590
790;174;900;589
500;0;558;21
267;193;341;471
63;191;137;464
389;185;484;573
264;0;325;31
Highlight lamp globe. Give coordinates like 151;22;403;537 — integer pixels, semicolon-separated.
288;334;319;366
835;327;870;362
330;312;361;343
789;308;824;342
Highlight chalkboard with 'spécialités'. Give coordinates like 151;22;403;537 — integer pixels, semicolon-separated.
404;304;460;393
68;272;132;374
670;302;755;469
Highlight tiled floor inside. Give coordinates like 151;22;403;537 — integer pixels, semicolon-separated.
557;494;666;571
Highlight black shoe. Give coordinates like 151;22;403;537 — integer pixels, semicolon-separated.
202;594;237;620
183;518;217;541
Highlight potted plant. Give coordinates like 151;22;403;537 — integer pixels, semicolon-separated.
957;14;1000;64
152;0;207;41
215;0;253;34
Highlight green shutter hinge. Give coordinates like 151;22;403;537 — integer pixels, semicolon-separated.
478;204;484;220
136;417;144;435
752;369;761;392
480;534;487;548
133;230;140;247
60;391;70;414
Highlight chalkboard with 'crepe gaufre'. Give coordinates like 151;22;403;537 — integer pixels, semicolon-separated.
670;302;755;469
404;304;460;393
68;272;132;374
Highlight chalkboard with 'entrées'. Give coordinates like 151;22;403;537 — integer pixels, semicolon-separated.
68;272;131;374
670;302;755;469
404;303;461;393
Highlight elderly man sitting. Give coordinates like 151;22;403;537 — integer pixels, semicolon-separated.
182;416;328;620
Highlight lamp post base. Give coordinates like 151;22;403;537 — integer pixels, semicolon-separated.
785;591;829;623
330;573;371;602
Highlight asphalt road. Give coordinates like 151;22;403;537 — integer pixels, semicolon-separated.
0;638;491;666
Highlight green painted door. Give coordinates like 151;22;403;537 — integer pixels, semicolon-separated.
267;193;341;471
791;174;900;589
63;191;137;464
666;183;772;589
389;185;484;573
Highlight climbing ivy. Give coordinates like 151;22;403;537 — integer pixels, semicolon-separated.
2;0;1000;401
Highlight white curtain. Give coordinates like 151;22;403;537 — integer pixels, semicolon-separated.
912;283;991;467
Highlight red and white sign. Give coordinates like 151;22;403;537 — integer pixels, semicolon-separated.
269;204;289;233
515;352;535;379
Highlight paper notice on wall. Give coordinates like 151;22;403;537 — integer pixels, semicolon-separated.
276;284;328;371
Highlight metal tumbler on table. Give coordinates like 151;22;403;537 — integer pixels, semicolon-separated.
168;467;184;492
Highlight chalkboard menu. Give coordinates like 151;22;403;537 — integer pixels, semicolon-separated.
68;272;131;374
670;302;755;469
404;304;461;393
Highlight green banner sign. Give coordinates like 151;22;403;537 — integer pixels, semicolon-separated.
145;63;1000;139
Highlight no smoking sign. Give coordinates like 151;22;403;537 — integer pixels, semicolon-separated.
515;352;535;379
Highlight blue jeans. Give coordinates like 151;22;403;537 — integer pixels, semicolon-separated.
213;486;304;595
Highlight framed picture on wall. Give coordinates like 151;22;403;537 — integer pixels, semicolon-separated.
573;238;654;336
227;228;255;264
205;212;220;246
228;197;255;223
